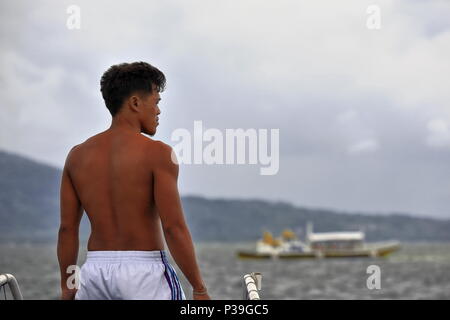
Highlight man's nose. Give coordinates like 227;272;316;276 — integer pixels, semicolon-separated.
157;106;161;115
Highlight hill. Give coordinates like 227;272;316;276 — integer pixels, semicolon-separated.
1;149;449;243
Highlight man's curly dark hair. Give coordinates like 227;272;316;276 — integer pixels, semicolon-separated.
100;62;166;117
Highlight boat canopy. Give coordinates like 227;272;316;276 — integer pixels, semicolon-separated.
281;229;297;240
308;232;365;242
262;231;281;247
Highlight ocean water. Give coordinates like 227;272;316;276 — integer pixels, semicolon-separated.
1;242;449;300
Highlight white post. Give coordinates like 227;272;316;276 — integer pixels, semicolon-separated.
0;274;24;300
243;272;262;300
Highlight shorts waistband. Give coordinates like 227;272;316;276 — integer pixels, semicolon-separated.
85;250;168;263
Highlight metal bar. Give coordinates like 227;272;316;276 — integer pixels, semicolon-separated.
0;274;24;300
243;272;262;300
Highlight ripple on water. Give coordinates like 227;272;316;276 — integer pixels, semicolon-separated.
1;242;450;299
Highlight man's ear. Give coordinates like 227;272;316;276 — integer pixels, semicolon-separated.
128;95;140;112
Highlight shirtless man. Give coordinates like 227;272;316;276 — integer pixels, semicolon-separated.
57;62;210;300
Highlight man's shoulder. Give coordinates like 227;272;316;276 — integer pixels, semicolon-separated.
70;133;97;153
144;139;177;168
70;131;110;153
64;135;95;165
66;143;82;157
144;138;172;154
62;144;82;173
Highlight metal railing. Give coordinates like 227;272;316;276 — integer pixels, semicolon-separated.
243;272;262;300
0;274;23;300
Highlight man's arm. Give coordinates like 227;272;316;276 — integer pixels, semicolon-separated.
57;146;83;300
153;142;210;300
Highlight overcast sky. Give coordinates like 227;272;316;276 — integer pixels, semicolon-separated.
1;0;450;218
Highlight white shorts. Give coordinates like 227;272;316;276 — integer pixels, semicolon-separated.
74;250;186;300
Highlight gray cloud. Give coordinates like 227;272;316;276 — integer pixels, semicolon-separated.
1;0;449;218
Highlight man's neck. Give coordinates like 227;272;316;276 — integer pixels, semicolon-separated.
109;116;141;134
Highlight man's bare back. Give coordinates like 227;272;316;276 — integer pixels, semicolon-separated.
57;62;209;300
67;129;165;251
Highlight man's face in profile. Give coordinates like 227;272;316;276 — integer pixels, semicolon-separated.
139;86;161;137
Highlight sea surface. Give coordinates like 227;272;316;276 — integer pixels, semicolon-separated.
1;242;449;300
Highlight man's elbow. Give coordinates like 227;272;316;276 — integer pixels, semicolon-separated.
162;222;189;238
58;224;79;237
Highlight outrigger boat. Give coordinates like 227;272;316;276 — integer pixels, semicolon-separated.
237;223;400;259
